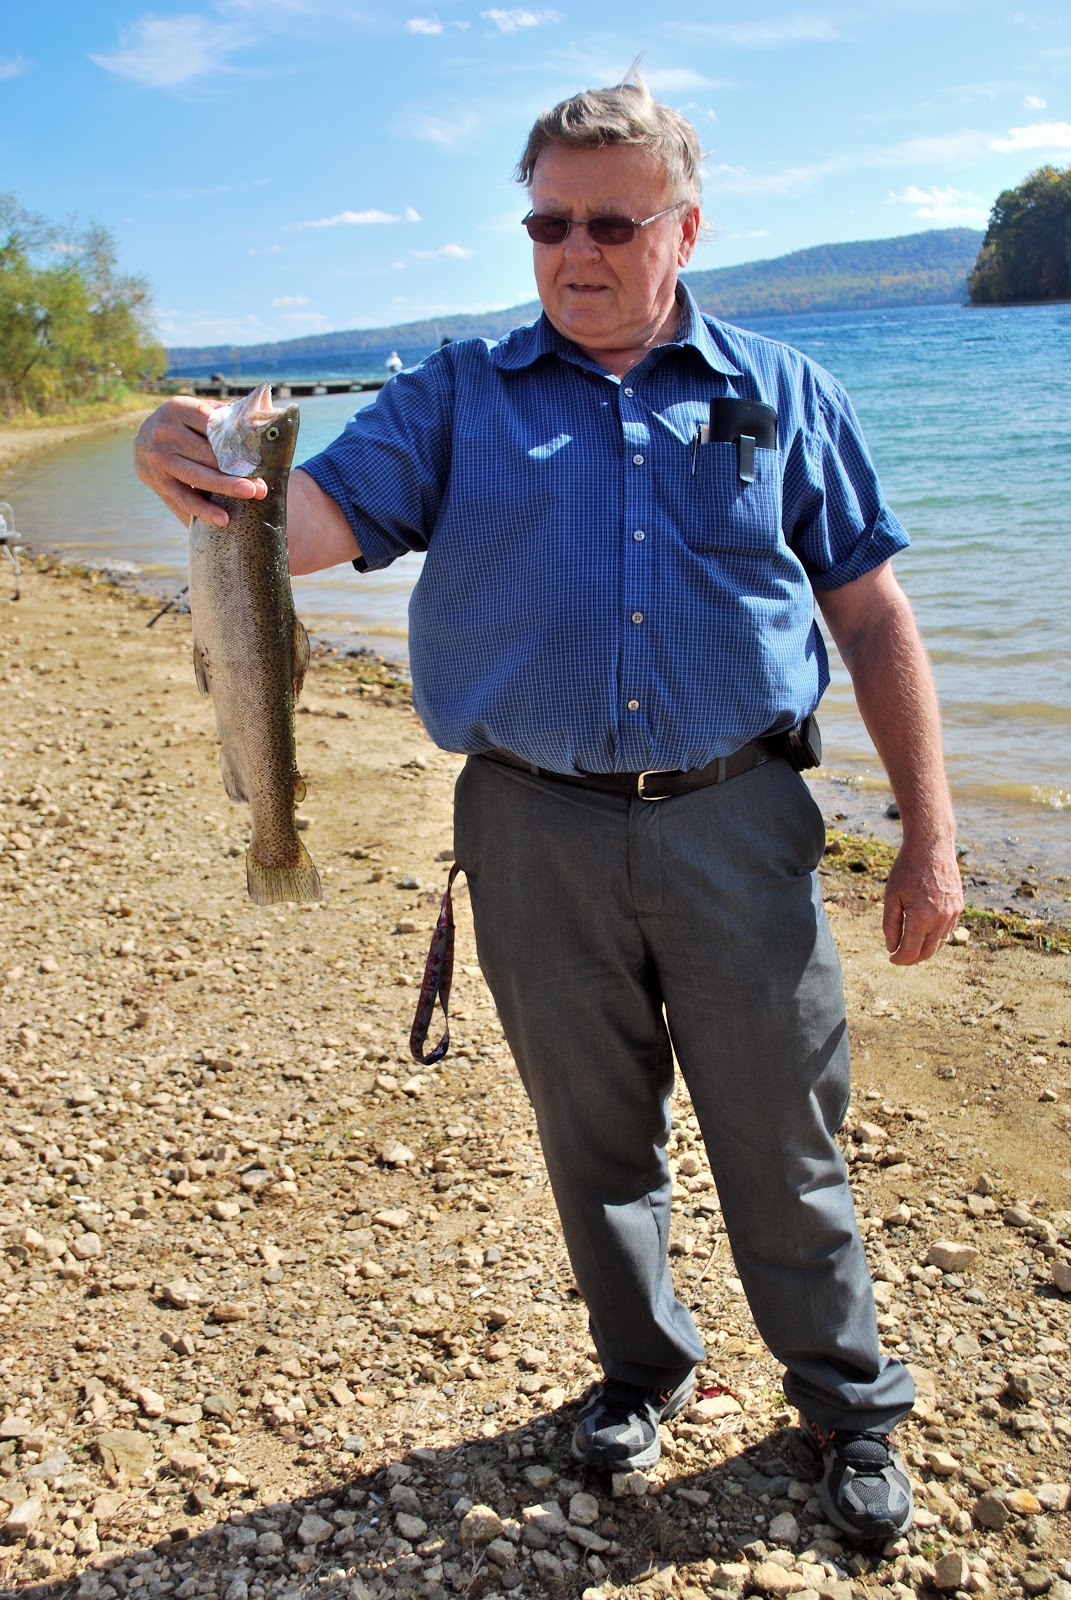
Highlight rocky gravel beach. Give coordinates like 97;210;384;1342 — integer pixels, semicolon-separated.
1;553;1069;1600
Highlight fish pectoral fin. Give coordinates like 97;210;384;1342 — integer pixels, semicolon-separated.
292;773;307;804
193;645;211;697
292;617;311;698
246;835;322;905
220;747;249;804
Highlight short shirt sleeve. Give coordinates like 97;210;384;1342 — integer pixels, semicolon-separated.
782;371;909;590
299;354;456;572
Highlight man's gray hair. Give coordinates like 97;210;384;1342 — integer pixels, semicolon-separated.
515;66;703;208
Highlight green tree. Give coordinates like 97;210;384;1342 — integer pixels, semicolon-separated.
969;165;1071;305
0;194;166;415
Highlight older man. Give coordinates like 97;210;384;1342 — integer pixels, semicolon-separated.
136;72;962;1542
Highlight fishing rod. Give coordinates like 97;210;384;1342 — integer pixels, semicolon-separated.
146;585;189;627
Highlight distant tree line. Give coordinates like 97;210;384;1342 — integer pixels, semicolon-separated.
0;194;166;417
969;165;1071;305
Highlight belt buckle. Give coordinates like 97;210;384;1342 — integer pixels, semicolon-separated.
637;770;671;801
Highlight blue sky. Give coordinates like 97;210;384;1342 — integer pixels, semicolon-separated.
2;1;1069;350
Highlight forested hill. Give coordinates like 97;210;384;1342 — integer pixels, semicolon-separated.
684;227;982;319
166;227;982;371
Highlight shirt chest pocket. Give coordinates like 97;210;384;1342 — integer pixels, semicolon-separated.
683;440;784;555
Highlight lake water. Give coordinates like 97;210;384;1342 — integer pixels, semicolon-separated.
5;302;1069;915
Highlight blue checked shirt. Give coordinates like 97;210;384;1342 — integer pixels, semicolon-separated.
301;287;908;775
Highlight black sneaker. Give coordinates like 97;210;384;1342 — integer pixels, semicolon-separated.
804;1422;913;1541
572;1373;695;1472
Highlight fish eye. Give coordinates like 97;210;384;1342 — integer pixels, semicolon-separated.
265;425;280;440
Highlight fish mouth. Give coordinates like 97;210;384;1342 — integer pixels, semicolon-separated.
243;379;280;425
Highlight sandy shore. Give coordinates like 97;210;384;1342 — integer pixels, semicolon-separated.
0;403;157;483
0;550;1069;1595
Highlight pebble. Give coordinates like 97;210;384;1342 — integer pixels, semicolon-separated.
926;1239;979;1272
297;1511;334;1545
749;1559;811;1594
973;1491;1011;1530
933;1551;972;1591
2;1494;43;1537
458;1503;505;1545
767;1511;800;1544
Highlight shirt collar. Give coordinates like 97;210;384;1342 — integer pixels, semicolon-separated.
488;282;741;378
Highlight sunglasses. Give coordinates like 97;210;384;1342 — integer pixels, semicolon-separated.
521;201;685;247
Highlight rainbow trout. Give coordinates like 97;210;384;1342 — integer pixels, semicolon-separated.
189;381;322;904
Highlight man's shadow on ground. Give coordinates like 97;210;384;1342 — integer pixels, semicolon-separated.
6;1400;885;1600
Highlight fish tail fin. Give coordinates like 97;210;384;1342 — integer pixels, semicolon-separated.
246;836;322;905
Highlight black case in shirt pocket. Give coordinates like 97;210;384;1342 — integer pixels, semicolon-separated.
708;399;778;448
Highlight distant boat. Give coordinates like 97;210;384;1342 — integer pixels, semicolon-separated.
385;350;403;375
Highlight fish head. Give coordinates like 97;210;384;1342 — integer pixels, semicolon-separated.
206;381;300;478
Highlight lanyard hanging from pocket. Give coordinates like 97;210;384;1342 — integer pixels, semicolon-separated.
409;862;463;1064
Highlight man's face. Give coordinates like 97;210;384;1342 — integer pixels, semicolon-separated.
528;142;699;365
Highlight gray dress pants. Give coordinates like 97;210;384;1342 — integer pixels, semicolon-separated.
453;753;914;1434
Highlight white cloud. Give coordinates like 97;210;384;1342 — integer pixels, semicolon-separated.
989;120;1071;155
412;243;476;260
272;295;310;307
644;68;721;91
481;8;561;34
291;206;422;229
1025;94;1047;110
157;309;267;345
886;129;988;165
707;157;846;197
889;185;989;225
678;15;840;48
0;55;30;81
403;110;482;146
406;16;444;33
90;14;247;88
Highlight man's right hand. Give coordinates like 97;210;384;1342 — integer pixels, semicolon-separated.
134;396;267;528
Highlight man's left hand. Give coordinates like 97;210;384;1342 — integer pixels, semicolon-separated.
881;840;964;965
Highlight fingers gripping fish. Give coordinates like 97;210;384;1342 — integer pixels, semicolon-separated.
189;381;322;905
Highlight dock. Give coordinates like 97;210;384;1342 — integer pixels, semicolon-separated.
180;376;389;399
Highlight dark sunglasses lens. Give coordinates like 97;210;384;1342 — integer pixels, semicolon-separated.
524;214;569;243
586;218;637;245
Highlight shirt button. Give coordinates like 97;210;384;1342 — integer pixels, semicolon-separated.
623;386;634;397
632;453;645;465
626;699;640;711
633;529;645;542
631;611;644;624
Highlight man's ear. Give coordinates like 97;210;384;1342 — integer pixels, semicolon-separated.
678;204;701;266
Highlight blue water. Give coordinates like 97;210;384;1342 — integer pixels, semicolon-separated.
5;301;1069;905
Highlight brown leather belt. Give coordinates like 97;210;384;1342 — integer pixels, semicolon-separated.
480;738;779;801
